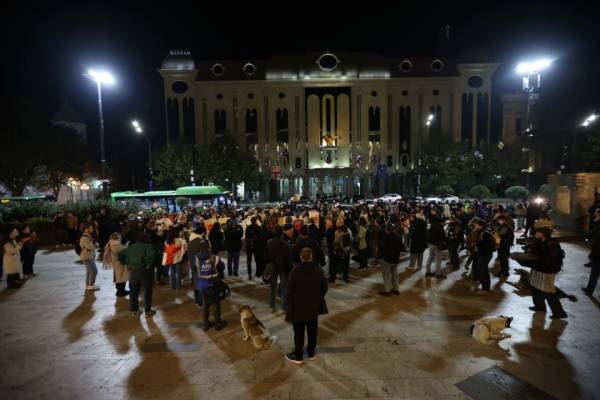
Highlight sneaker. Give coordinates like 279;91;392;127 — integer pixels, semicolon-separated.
435;274;446;280
378;291;391;297
131;310;143;316
425;272;435;277
203;322;214;332
285;353;303;365
308;354;316;361
215;321;228;331
145;310;157;317
391;289;400;295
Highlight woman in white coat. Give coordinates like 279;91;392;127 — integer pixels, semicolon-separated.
3;228;23;288
103;233;130;297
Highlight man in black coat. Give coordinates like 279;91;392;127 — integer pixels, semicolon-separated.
293;226;325;266
265;226;293;312
224;219;243;277
244;217;261;280
284;247;328;365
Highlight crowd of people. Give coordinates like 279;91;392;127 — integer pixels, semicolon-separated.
2;197;600;364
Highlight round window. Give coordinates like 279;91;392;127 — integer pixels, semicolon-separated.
171;81;188;94
242;62;257;76
371;90;378;97
317;52;340;71
402;90;408;96
278;92;285;99
247;93;254;99
211;63;225;77
433;90;439;96
216;93;223;100
468;76;484;88
430;59;444;72
399;59;412;73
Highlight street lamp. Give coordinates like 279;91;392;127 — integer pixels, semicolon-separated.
80;183;90;201
130;119;154;190
580;113;598;127
85;68;115;180
417;114;435;197
515;58;552;189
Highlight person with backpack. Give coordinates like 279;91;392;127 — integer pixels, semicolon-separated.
224;219;243;277
528;226;568;319
188;225;211;307
197;254;227;331
425;214;447;279
332;219;353;283
118;233;157;317
79;223;99;292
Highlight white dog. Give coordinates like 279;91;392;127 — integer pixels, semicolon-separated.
470;316;513;345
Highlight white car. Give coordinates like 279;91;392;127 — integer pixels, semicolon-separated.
379;193;402;203
425;195;459;203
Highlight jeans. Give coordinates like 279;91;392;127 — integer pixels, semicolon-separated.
532;287;567;317
83;259;98;286
425;245;443;274
474;254;491;290
167;264;182;289
358;248;369;268
269;270;288;310
293;319;318;360
408;253;424;269
585;261;600;293
227;250;240;276
202;292;222;326
448;241;459;267
129;268;154;312
246;249;257;278
380;260;399;292
498;246;510;275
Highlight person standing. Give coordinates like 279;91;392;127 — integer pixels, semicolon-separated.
188;225;211;307
528;227;568;319
293;225;325;267
79;223;99;291
523;201;539;238
66;211;79;245
198;254;227;331
284;248;328;364
368;219;381;266
118;233;157;317
20;225;38;279
224;219;243;277
471;219;495;295
3;228;23;288
209;222;224;256
356;217;369;269
245;217;261;280
379;224;402;296
332;220;353;283
445;215;463;269
493;215;513;278
425;215;447;279
103;232;130;297
265;225;293;312
162;230;184;290
407;213;427;269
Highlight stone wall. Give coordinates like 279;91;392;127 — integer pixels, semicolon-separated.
548;173;600;232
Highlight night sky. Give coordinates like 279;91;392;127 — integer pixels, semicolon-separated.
2;3;599;189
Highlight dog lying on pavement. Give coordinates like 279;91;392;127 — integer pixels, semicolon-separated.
470;316;513;345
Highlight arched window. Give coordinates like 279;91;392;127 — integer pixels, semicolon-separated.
399;106;411;166
183;98;195;143
429;105;442;136
167;98;179;141
476;93;489;146
245;109;258;146
276;108;289;143
461;93;474;146
214;109;227;135
368;106;381;132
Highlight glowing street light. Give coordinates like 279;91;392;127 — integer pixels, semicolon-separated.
85;68;115;179
580;113;598;127
130;119;153;190
515;59;552;75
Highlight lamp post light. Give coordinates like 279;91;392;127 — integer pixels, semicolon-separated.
416;114;435;197
85;69;115;180
80;183;90;201
515;58;552;189
131;120;153;190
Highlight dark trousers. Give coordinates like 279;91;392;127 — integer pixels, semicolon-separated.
448;241;459;267
293;318;318;360
129;268;153;312
498;246;510;275
22;255;35;275
201;292;221;325
246;249;257;278
255;248;265;277
474;254;491;290
227;250;240;276
524;218;535;237
585;261;600;293
6;273;20;288
116;282;127;295
155;264;167;283
531;287;567;317
194;289;203;306
331;254;349;282
358;248;369;268
269;270;288;310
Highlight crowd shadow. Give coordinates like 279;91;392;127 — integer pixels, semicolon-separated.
61;292;96;342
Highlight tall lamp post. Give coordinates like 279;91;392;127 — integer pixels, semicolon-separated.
85;69;115;179
131;120;154;191
416;113;435;197
515;59;552;189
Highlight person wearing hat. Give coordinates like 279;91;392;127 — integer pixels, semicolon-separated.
379;223;402;296
471;218;495;294
528;226;567;319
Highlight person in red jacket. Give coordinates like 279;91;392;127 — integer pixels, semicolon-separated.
162;230;183;290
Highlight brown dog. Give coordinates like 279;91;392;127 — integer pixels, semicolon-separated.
239;305;276;349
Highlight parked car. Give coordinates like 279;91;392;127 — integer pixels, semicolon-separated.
425;195;459;203
378;193;402;203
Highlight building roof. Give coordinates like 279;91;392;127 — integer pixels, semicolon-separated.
161;49;196;70
51;101;85;124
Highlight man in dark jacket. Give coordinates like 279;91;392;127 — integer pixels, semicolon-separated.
265;225;293;312
583;208;600;296
118;233;157;317
284;248;328;365
408;213;427;269
425;216;447;279
224;219;243;277
493;215;513;278
293;226;325;266
245;217;261;280
445;215;463;269
379;224;402;296
472;219;495;294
